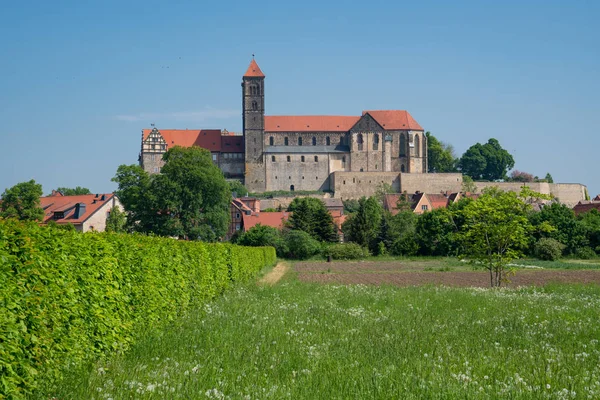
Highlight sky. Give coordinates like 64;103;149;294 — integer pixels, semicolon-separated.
1;0;598;197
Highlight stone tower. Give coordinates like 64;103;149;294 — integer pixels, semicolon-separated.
242;58;266;192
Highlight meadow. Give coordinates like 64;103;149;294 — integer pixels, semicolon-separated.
44;261;600;400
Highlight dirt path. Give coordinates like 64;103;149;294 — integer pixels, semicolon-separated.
259;262;289;285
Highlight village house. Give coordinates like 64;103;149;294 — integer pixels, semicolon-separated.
40;191;123;232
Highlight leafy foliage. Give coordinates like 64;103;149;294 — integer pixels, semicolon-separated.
342;199;360;214
322;243;370;260
0;219;275;398
112;146;231;241
534;238;564;261
105;206;127;233
529;202;588;255
284;230;321;260
426;132;457;173
287;197;337;242
342;196;383;253
233;224;288;257
0;179;44;221
458;138;515;181
415;207;458;256
457;188;531;286
228;180;248;198
54;186;92;196
509;170;534;182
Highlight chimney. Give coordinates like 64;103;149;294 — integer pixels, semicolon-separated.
100;194;106;201
252;199;261;213
74;203;87;219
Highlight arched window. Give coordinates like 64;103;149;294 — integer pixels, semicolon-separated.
269;136;274;146
357;134;364;151
301;156;305;162
287;155;291;162
252;101;258;110
256;85;260;95
415;134;420;157
312;137;317;146
401;164;405;172
373;134;379;151
271;155;276;162
340;136;344;145
314;156;318;162
290;185;295;191
284;137;289;146
399;134;406;156
326;136;330;146
298;137;303;146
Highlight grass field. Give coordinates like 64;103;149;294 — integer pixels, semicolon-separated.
44;260;600;400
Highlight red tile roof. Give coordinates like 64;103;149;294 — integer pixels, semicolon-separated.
242;211;290;231
265;116;360;132
244;59;265;78
427;194;450;209
143;129;245;153
363;110;424;131
573;201;600;216
221;136;244;152
40;194;114;225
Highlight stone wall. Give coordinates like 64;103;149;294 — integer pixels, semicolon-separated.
140;152;166;174
265;153;331;191
400;173;463;194
218;154;244;178
259;193;334;211
475;182;587;207
331;172;400;199
265;131;346;147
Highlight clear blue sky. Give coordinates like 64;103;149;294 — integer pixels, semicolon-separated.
1;0;598;197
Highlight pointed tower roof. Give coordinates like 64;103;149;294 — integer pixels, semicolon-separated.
244;59;265;78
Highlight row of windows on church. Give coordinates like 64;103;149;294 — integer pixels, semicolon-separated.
271;136;336;146
249;85;261;96
271;155;338;163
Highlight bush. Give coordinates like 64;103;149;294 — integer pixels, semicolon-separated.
0;219;276;398
284;230;321;260
233;224;288;257
323;243;370;260
534;238;565;261
574;246;597;260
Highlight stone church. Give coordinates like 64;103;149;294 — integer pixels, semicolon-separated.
140;58;428;193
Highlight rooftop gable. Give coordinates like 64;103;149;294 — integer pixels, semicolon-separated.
363;110;424;131
40;193;115;225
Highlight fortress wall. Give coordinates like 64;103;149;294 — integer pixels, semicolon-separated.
259;193;333;211
265;153;330;192
549;183;588;207
474;182;550;195
400;173;463;194
332;172;400;199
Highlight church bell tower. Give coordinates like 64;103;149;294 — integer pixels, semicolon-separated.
242;57;266;192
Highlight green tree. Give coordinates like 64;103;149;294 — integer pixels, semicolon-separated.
284;230;321;260
234;224;288;256
343;199;360;214
578;210;600;254
544;173;554;183
529;202;588;255
105;206;127;233
458;188;531;287
287;197;337;242
228;180;248;198
343;196;383;253
461;175;478;193
426;132;457;173
415;207;458;256
458;138;515;181
386;211;418;256
1;180;44;221
112;146;231;241
54;186;92;196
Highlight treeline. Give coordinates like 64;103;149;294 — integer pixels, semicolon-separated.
427;133;553;183
235;189;600;263
0;219;275;398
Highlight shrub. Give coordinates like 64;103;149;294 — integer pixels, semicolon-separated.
323;243;371;260
284;230;321;260
534;238;565;261
234;224;288;257
0;219;276;398
575;246;597;260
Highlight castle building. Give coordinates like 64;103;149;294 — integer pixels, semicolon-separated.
140;58;428;193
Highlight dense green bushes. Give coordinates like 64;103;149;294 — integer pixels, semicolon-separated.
0;219;275;398
323;243;370;260
534;238;564;261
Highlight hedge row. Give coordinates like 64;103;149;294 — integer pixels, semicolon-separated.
0;219;276;398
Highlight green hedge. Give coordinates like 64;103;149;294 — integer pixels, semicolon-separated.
0;219;276;398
